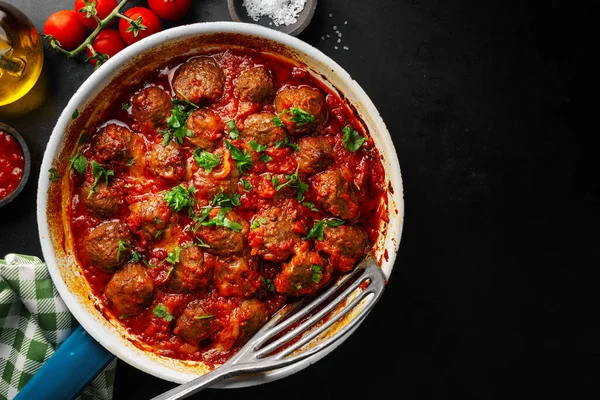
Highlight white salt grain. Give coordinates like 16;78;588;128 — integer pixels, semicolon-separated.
333;25;337;30
329;13;333;17
337;38;341;43
343;46;349;50
344;20;348;25
243;0;307;26
334;46;338;49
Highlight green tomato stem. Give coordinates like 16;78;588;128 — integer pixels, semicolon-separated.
46;0;131;58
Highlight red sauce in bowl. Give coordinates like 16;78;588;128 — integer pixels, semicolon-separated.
0;129;25;200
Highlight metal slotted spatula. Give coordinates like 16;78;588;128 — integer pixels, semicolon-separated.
153;257;387;400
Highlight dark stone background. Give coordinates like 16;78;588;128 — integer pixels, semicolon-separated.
1;0;596;398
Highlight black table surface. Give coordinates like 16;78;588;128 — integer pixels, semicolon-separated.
1;0;596;399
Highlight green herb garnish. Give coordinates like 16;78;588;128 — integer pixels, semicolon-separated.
342;125;367;152
302;202;319;212
164;184;196;212
152;304;173;322
121;102;130;110
89;161;114;197
305;219;345;240
71;109;79;120
211;193;241;208
259;154;272;163
274;166;308;201
48;168;60;182
165;247;181;265
116;240;129;262
193;148;221;173
261;277;276;292
275;135;300;151
69;149;88;175
249;140;266;152
199;207;242;232
131;251;143;263
240;178;252;192
311;265;322;284
225;140;252;173
160;100;195;145
227;120;240;140
163;266;174;283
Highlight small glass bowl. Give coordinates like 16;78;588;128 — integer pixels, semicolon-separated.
0;122;31;207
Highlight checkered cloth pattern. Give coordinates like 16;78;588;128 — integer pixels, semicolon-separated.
0;254;116;400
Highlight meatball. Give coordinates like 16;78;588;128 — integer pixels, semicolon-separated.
234;66;276;104
312;170;359;220
172;57;225;104
247;199;303;262
168;245;212;292
185;108;225;150
217;299;268;350
316;225;368;272
242;113;286;147
146;142;185;181
174;300;221;345
104;263;154;317
294;136;334;175
214;256;261;298
131;86;172;131
80;180;123;218
92;124;133;163
194;209;249;256
274;251;331;296
85;221;132;271
127;194;172;241
274;86;328;135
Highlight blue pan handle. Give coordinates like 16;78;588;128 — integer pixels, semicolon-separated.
14;325;114;400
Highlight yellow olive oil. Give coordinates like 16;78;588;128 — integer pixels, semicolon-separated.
0;1;43;106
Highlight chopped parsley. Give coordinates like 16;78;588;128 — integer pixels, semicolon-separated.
116;240;129;262
152;304;173;322
126;157;136;167
163;184;196;212
311;265;322;284
342;125;367;152
274;166;309;201
48;168;60;182
240;178;253;192
199;207;243;232
71;109;79;120
165;247;181;265
261;277;276;292
249;140;266;152
69;149;88;175
211;193;241;208
78;131;89;146
275;135;300;151
163;266;174;283
155;230;164;239
89;161;114;197
302;202;319;212
305;219;345;240
121;102;130;110
160;99;195;145
195;237;211;248
250;217;267;229
276;108;315;127
225;140;252;173
259;154;272;163
131;251;143;263
227;120;240;140
154;216;163;225
193;148;221;173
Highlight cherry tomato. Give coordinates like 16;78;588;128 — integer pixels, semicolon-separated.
148;0;192;21
43;10;87;51
74;0;118;29
86;29;126;66
118;7;162;46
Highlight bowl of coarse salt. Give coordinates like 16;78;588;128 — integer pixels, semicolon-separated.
228;0;317;36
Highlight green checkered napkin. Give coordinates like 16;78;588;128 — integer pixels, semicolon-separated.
0;254;116;400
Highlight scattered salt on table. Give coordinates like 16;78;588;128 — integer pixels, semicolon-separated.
242;0;307;26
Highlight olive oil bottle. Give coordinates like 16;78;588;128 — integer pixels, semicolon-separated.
0;1;43;106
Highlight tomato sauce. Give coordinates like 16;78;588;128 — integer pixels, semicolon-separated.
0;129;25;201
67;48;388;366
